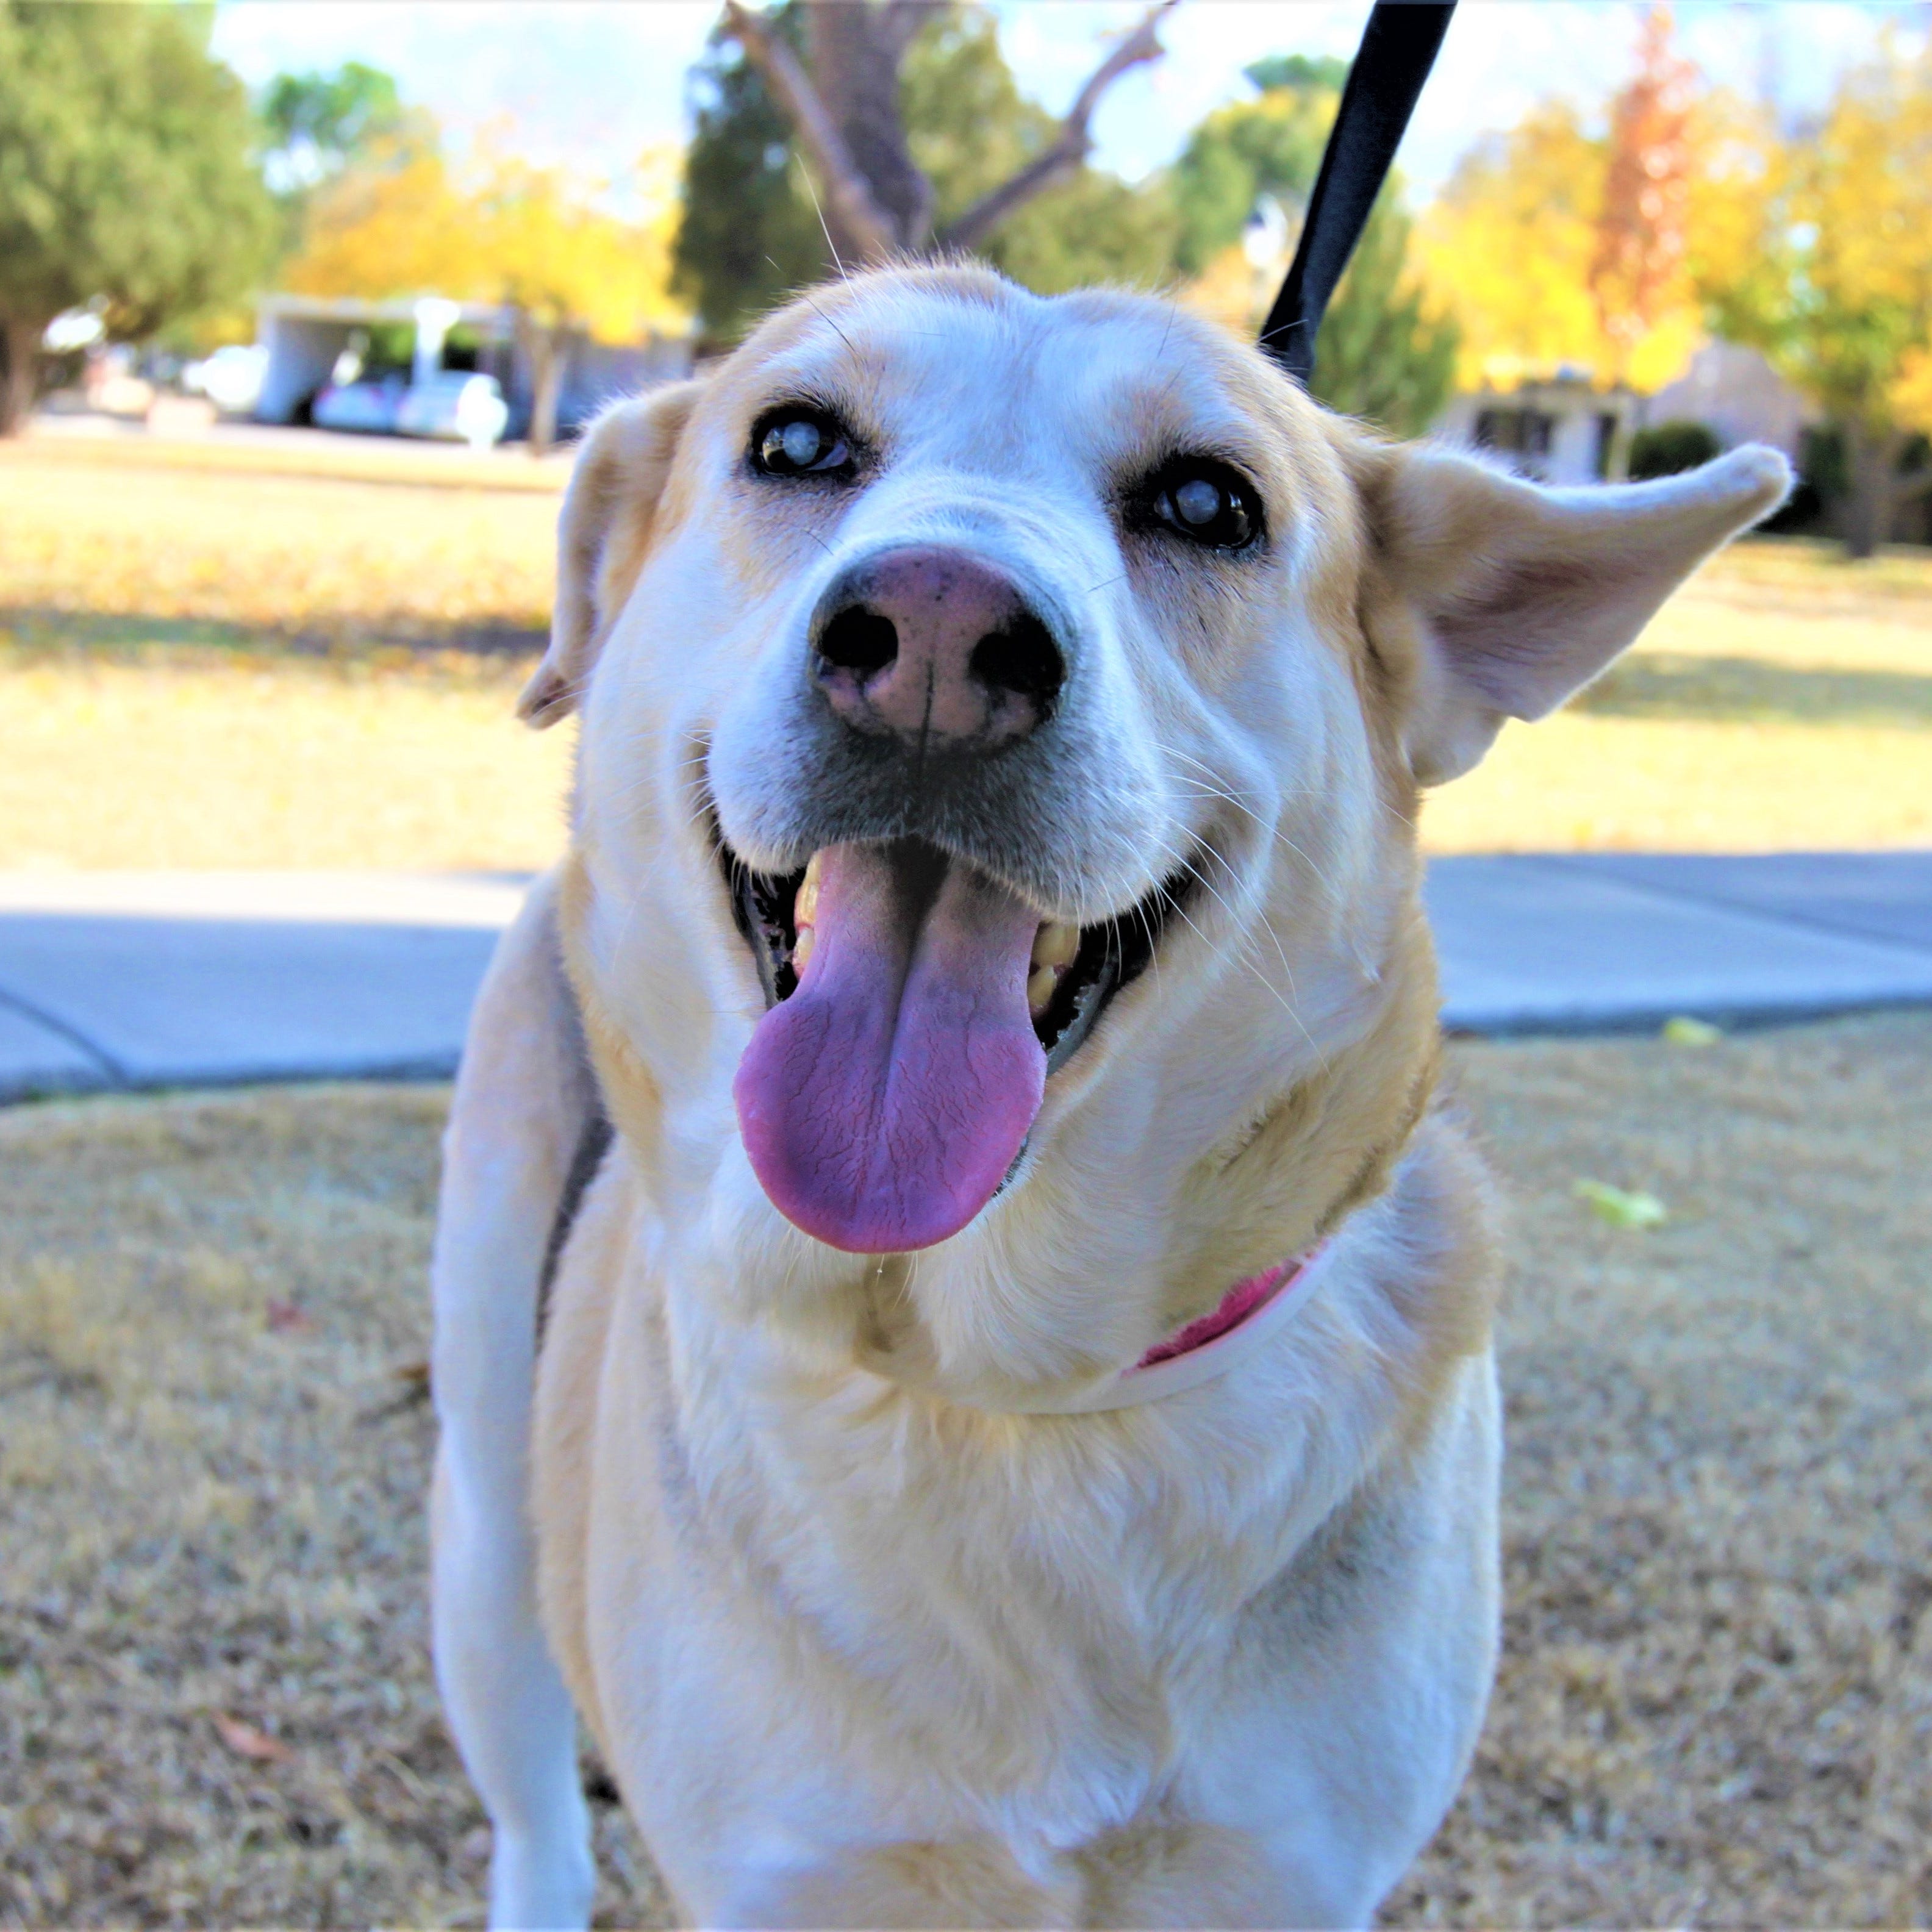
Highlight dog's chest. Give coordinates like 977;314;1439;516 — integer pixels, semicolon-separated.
583;1281;1375;1853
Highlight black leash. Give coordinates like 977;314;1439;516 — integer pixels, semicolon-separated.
1258;1;1456;386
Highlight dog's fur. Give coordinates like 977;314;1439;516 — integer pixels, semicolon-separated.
431;265;1787;1929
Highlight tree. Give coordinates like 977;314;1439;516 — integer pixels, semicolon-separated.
1415;9;1729;429
1700;35;1932;556
673;10;834;341
259;60;415;257
0;1;275;435
476;148;684;452
1420;93;1708;407
1419;105;1608;393
285;130;685;452
1590;7;1697;387
898;8;1177;297
674;1;1173;338
1168;56;1343;277
1169;59;1458;436
1307;198;1459;436
262;61;407;189
281;141;477;306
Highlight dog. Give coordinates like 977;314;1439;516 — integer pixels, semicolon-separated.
429;263;1787;1930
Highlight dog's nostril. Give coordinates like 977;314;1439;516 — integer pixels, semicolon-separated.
969;614;1064;710
817;605;899;680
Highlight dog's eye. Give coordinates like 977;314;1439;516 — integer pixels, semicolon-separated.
1147;460;1260;551
752;409;854;479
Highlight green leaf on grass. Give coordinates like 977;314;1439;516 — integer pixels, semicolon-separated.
1573;1179;1669;1229
1662;1015;1723;1046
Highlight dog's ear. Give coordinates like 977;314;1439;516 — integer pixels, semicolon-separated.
518;379;704;728
1353;441;1790;784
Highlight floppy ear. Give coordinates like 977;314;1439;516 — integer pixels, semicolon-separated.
518;379;703;727
1357;442;1791;784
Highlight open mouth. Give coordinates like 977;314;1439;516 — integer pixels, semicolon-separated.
721;834;1186;1075
719;831;1191;1253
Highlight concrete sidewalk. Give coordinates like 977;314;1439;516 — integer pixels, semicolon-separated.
2;856;1930;1101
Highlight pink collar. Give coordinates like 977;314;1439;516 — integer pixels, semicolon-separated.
997;1241;1336;1415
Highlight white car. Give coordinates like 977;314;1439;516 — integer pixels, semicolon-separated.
395;371;510;450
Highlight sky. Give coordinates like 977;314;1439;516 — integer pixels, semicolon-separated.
210;1;1908;205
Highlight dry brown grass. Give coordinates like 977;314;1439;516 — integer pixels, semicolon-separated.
1420;542;1932;854
0;646;571;872
1389;1013;1932;1925
21;424;572;498
4;1014;1928;1925
0;437;557;651
0;1086;664;1928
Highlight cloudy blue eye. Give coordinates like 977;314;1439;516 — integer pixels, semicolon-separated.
753;407;854;479
1148;458;1261;550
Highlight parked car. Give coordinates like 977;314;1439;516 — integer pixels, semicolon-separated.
312;373;408;435
395;372;510;449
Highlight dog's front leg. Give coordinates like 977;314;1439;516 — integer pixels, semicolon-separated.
432;872;599;1931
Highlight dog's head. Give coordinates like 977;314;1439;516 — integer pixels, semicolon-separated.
533;264;1785;1389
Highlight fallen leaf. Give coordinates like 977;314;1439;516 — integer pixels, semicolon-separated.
1573;1179;1669;1230
265;1298;314;1334
1662;1015;1723;1047
213;1712;292;1763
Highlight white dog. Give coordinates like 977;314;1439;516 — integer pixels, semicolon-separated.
429;264;1786;1930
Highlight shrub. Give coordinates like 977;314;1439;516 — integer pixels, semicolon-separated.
1628;419;1722;480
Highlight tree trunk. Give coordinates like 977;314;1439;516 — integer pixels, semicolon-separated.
1841;420;1903;561
806;2;935;250
721;1;1170;268
0;315;42;438
524;324;570;457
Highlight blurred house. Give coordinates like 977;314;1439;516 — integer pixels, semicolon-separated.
1436;370;1634;484
1434;342;1816;485
254;293;692;440
1644;340;1816;459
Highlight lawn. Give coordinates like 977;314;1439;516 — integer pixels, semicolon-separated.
2;434;1928;869
2;1014;1927;1925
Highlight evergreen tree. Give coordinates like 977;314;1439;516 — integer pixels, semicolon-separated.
673;8;833;345
1169;55;1458;435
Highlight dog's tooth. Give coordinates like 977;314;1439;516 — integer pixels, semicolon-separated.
793;926;816;975
1031;920;1079;969
1027;964;1058;1015
795;850;823;929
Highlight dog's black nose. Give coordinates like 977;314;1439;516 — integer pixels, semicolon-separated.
811;548;1064;750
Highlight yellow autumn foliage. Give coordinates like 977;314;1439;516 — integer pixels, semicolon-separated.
1780;37;1932;433
282;145;476;304
285;134;686;344
468;141;686;341
1892;348;1932;437
1418;101;1703;395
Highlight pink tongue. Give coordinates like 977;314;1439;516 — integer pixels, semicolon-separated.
734;842;1046;1253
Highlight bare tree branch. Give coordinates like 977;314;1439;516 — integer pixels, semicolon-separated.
936;0;1176;256
721;1;899;264
879;0;947;63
